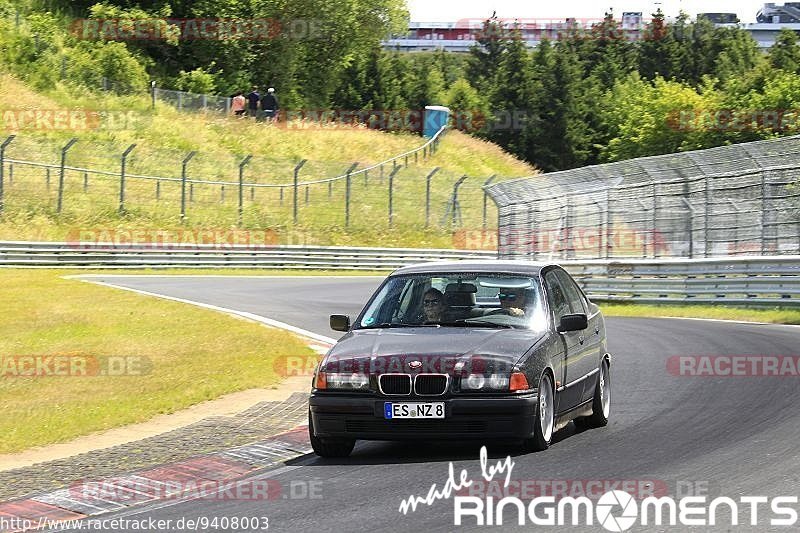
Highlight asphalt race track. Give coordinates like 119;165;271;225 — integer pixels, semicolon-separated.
61;275;800;532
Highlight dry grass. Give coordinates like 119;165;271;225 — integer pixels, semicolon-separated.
0;269;315;453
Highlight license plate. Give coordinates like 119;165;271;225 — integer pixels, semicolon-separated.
384;402;445;419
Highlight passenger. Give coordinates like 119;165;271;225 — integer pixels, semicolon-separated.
421;288;445;323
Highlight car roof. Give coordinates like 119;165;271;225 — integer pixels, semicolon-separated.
391;260;558;276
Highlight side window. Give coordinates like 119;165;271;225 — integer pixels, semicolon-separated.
555;270;586;314
543;271;570;326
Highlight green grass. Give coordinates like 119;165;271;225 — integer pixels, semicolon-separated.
0;74;534;248
0;269;315;454
600;302;800;324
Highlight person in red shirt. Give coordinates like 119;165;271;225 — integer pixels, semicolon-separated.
231;91;246;116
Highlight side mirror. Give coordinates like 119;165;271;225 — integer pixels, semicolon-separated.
330;314;351;332
557;313;588;333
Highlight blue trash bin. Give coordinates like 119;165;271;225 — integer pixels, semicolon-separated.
424;106;450;138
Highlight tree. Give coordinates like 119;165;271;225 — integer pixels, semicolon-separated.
770;28;800;73
466;14;509;93
486;27;535;157
638;9;670;79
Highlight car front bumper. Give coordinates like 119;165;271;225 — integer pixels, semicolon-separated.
309;393;538;441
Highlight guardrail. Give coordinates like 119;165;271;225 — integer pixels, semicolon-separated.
562;256;800;306
2;243;797;306
0;242;496;270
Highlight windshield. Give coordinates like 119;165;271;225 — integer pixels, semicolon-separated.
356;273;548;331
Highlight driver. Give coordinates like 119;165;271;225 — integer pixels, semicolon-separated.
421;288;445;323
497;288;526;317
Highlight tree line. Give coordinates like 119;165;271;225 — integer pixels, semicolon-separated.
5;2;800;171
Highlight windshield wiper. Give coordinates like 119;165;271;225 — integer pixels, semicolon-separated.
438;320;516;329
358;322;440;329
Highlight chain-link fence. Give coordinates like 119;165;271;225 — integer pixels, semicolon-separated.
152;87;232;114
487;135;800;259
0;128;508;244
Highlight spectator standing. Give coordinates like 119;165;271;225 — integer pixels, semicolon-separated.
246;86;260;118
261;87;279;122
231;91;246;116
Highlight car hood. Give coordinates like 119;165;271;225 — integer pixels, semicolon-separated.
322;327;544;375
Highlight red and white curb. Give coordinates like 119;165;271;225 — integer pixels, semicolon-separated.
0;426;313;532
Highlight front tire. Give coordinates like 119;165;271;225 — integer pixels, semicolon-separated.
585;359;611;428
308;411;355;458
523;373;555;452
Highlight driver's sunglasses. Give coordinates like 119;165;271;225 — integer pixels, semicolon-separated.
498;292;518;301
423;298;440;306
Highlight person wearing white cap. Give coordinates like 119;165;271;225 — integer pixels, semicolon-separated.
260;87;279;122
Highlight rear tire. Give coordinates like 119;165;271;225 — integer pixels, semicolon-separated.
523;373;555;452
585;359;611;428
309;412;355;458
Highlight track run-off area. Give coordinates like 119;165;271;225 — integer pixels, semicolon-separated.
50;275;800;532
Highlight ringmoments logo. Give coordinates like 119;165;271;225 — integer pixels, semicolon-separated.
396;446;799;530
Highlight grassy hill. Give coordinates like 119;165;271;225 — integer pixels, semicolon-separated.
0;74;535;247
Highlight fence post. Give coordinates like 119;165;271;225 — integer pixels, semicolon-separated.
345;172;352;228
703;175;710;257
652;181;658;258
448;175;468;229
57;138;78;214
761;172;767;255
482;175;497;230
605;189;612;259
564;195;572;259
292;159;307;224
425;168;440;228
344;163;359;228
119;143;136;214
150;81;156;110
388;166;401;228
0;135;14;216
180;151;197;221
238;155;252;227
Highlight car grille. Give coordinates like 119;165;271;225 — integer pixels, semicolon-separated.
414;374;448;395
345;419;487;434
379;374;412;395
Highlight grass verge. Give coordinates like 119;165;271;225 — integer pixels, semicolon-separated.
600;302;800;325
0;269;315;454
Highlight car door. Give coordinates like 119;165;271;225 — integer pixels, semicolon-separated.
555;269;599;404
542;269;583;412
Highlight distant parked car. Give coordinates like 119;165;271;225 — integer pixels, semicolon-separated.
308;261;612;457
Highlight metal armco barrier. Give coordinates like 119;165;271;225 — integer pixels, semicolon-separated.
1;243;797;306
561;256;800;306
0;242;496;270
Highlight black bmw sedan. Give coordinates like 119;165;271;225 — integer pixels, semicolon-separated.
308;261;612;457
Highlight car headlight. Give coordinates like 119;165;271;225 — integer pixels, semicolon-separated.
461;373;510;391
315;372;369;391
